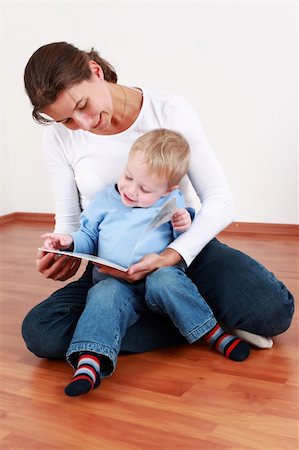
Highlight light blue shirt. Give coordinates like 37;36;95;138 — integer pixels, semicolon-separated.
71;185;187;271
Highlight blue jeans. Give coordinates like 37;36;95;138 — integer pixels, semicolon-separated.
66;266;216;376
22;238;294;358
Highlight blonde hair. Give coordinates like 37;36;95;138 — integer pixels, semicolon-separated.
129;129;190;187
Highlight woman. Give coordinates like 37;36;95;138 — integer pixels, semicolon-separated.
22;42;294;359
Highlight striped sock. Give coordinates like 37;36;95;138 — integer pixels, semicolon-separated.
65;353;101;397
204;324;250;361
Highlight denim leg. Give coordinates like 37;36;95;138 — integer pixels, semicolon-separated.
22;261;184;358
22;238;294;359
66;278;145;377
186;238;295;336
145;266;216;344
21;263;94;359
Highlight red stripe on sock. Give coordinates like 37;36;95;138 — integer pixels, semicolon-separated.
205;324;220;341
79;354;100;365
77;364;97;378
215;333;229;351
225;338;241;357
72;374;94;389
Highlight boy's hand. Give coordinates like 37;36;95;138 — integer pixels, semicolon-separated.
41;232;74;251
171;208;191;231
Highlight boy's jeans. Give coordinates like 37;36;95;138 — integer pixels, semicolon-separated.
66;266;216;377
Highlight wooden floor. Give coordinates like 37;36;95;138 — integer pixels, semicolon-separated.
0;221;298;449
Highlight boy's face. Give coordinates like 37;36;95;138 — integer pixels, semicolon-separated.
118;153;175;208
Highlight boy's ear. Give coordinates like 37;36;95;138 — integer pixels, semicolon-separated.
162;185;178;196
88;60;104;80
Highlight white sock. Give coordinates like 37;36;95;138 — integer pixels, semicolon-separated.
232;329;273;349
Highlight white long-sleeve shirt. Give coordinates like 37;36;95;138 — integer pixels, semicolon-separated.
43;87;235;266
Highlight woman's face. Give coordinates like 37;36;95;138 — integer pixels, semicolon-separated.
41;62;115;134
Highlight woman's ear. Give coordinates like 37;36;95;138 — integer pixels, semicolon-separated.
88;60;104;80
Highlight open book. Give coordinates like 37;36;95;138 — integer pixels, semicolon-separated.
38;197;179;272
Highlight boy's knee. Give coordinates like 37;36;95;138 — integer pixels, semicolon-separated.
88;278;127;304
147;267;173;288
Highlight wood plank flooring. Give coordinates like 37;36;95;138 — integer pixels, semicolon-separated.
0;221;298;449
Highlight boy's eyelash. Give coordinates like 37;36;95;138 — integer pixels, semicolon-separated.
123;175;151;193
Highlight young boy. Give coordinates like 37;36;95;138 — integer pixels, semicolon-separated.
42;129;250;397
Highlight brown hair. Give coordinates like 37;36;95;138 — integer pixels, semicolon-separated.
129;129;190;187
24;41;117;124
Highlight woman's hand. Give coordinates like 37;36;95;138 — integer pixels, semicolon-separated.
36;249;81;281
95;248;182;283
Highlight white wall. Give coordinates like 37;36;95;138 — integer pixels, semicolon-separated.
1;0;298;223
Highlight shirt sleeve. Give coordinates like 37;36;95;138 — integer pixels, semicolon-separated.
171;190;195;240
43;126;82;233
70;196;102;255
164;96;235;265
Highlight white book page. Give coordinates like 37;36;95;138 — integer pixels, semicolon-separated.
125;197;178;266
145;197;178;231
37;248;128;271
